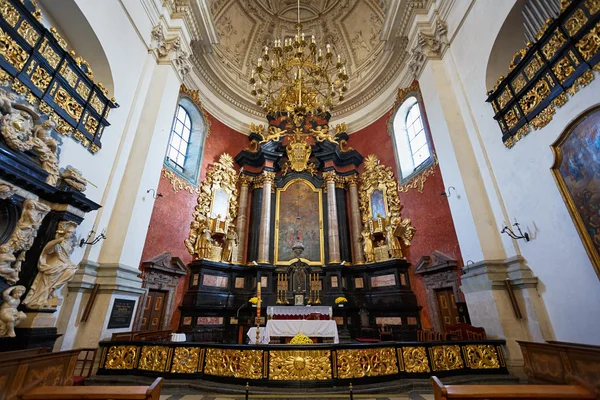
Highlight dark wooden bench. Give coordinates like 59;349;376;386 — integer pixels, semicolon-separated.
431;376;595;400
20;377;163;400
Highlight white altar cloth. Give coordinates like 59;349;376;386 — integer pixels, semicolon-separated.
267;306;332;317
247;320;339;344
170;333;186;342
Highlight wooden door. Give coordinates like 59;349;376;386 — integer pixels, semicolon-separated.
140;290;167;331
435;288;461;332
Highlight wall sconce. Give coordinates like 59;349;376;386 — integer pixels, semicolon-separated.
441;186;459;198
501;219;530;242
79;226;107;247
146;189;163;199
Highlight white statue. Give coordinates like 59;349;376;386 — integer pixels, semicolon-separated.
0;285;27;337
23;221;78;309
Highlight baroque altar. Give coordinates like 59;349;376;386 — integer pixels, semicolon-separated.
179;110;421;343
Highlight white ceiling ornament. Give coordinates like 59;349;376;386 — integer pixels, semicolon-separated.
187;0;434;133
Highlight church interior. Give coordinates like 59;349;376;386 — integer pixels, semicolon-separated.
1;0;600;399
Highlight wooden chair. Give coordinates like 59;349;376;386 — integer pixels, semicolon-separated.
446;323;487;340
431;376;594;400
20;377;163;400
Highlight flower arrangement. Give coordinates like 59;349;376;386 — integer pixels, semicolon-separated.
248;297;259;305
290;333;314;344
335;297;348;304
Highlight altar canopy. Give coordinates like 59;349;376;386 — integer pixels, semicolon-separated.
248;320;339;344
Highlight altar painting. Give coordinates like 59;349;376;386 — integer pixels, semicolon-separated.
274;179;324;265
551;106;600;279
210;188;229;219
370;188;387;219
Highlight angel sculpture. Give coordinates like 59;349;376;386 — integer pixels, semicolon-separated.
0;285;27;337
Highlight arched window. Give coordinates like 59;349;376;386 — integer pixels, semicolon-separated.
392;96;432;180
164;98;207;184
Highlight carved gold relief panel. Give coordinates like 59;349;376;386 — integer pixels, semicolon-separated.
171;347;200;374
204;348;263;379
269;350;332;381
401;346;430;373
336;348;398;379
462;345;501;369
138;346;170;372
104;345;138;370
429;345;464;371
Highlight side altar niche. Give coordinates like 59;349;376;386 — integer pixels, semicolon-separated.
179;112;421;343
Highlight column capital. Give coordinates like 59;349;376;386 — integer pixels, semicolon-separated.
150;24;192;81
407;17;448;79
323;170;337;183
262;171;275;184
239;174;253;187
345;175;359;187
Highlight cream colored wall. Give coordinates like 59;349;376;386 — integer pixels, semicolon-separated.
440;0;600;345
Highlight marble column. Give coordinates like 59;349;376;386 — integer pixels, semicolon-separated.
236;175;251;264
347;175;364;264
257;171;275;264
324;171;341;264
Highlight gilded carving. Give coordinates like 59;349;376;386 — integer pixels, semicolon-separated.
576;22;600;61
430;345;464;371
358;155;415;263
39;39;60;69
204;348;263;379
105;345;138;370
23;221;79;309
462;344;501;369
0;0;19;27
138;346;169;372
186;153;239;260
398;156;439;193
552;56;575;83
519;79;551;115
17;20;39;47
0;199;50;284
542;30;566;60
0;285;26;337
0;26;29;71
269;350;332;380
511;74;527;94
31;65;51;91
171;347;200;373
336;348;398;379
524;54;542;79
60;167;87;192
564;8;588;36
282;130;316;176
54;87;83;120
162;167;199;195
402;346;430;373
586;0;600;14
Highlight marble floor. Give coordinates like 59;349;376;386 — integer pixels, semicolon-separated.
159;394;435;400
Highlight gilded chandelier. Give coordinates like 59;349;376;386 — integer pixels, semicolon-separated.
249;0;349;119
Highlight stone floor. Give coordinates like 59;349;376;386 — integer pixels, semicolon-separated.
159;395;435;400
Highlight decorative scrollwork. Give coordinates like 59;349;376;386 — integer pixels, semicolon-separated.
171;347;200;373
204;348;263;379
104;345;138;370
429;345;464;371
462;344;501;369
336;348;399;379
402;346;430;373
138;345;169;372
398;156;439;193
162;168;200;194
269;350;332;380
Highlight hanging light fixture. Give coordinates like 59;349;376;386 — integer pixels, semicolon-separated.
249;0;349;120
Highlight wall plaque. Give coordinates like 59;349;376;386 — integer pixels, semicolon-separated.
107;298;136;329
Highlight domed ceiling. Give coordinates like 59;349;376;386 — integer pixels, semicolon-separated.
192;0;410;131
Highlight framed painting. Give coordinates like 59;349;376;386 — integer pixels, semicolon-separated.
368;186;388;220
274;178;324;265
551;105;600;280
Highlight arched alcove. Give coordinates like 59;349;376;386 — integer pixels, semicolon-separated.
38;0;114;94
485;0;527;91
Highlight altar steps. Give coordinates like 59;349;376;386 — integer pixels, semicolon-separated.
88;374;520;396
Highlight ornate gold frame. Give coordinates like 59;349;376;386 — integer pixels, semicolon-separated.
550;105;600;280
274;178;324;265
367;185;389;220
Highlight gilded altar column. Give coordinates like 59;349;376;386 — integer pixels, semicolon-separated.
257;171;275;264
236;175;251;264
346;175;364;264
324;171;341;263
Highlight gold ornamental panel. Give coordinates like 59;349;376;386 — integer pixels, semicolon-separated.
138;346;169;372
269;350;332;381
0;27;28;70
17;20;39;47
336;348;398;379
462;344;501;369
429;345;464;372
104;345;138;370
204;348;263;380
171;347;200;374
401;347;430;373
0;0;19;27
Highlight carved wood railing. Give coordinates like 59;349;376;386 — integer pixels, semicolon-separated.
486;0;600;148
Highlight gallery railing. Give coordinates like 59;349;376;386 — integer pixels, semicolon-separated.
97;340;508;386
486;0;600;148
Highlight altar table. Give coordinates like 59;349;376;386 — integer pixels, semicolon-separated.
248;320;339;344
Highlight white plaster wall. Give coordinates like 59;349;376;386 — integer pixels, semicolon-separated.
447;0;600;344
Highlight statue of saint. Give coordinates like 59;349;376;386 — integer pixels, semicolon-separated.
386;224;403;259
222;227;238;263
23;221;78;309
362;231;375;263
198;224;213;259
0;285;26;337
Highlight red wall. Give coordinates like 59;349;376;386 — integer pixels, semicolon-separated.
140;112;248;330
348;100;463;329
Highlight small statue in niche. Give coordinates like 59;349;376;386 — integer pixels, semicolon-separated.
386;223;403;259
197;222;213;259
221;226;238;263
361;231;375;263
0;285;27;337
23;221;78;309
